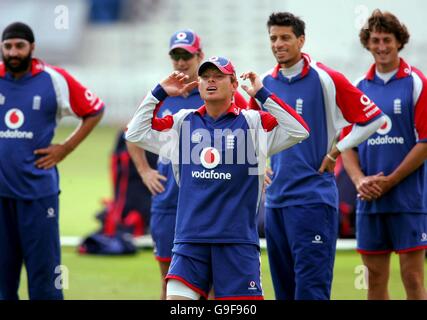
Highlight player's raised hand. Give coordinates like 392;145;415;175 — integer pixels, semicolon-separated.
34;144;72;169
240;72;263;97
160;71;198;97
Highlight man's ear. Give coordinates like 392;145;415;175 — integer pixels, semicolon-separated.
231;77;238;95
298;35;305;50
233;79;238;90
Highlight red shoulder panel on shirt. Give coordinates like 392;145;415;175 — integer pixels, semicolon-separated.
151;100;174;131
50;65;104;117
259;111;278;132
248;97;261;110
412;67;427;140
316;62;382;124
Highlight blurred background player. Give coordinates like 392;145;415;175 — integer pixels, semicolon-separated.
126;29;247;299
126;56;309;300
341;10;427;300
254;12;385;300
0;22;104;300
100;130;157;238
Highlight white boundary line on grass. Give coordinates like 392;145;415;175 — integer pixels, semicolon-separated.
61;235;357;250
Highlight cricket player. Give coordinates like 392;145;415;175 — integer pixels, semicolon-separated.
126;56;309;299
126;29;247;299
0;22;104;300
342;10;427;300
252;12;385;300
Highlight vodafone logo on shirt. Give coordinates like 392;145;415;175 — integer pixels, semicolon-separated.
191;147;232;180
200;147;220;169
367;114;404;146
5;108;24;129
0;108;33;139
376;114;392;135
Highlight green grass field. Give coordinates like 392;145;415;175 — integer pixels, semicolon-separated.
17;126;427;300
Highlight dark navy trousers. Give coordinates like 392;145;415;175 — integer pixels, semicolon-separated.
0;195;63;300
265;204;339;300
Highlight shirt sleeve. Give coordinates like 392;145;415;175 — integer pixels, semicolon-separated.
340;124;353;139
50;66;104;118
412;68;427;142
248;97;262;110
336;116;385;152
318;63;383;125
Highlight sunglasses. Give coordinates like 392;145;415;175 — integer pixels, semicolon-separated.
170;51;196;61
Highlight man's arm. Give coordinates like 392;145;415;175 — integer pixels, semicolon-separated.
258;89;310;156
240;72;310;156
313;64;385;173
343;142;427;200
374;142;427;196
318;117;385;173
34;111;103;169
126;142;166;195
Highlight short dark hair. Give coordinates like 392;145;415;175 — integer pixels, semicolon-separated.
359;9;410;51
267;12;305;37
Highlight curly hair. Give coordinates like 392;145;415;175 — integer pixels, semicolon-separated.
267;12;305;37
359;9;410;51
